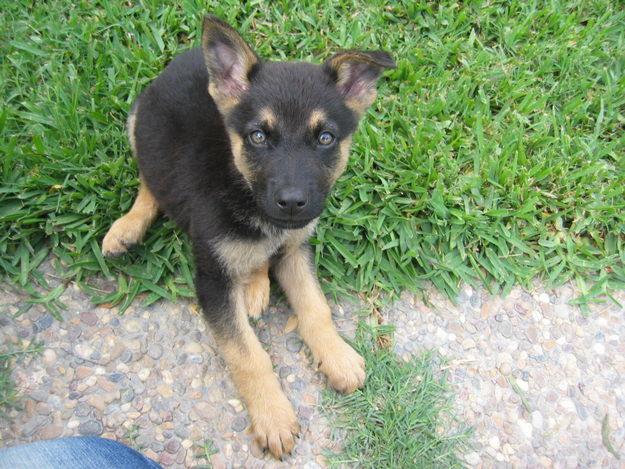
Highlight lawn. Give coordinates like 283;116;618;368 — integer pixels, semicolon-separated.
1;0;624;466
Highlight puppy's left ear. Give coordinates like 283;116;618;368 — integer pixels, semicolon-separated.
324;50;396;115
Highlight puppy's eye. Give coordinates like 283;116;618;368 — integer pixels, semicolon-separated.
318;131;335;146
249;130;267;145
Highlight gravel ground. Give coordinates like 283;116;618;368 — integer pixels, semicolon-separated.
1;279;624;468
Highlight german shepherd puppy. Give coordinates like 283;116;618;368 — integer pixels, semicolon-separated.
102;15;394;458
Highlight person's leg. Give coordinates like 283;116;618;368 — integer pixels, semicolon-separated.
0;437;162;469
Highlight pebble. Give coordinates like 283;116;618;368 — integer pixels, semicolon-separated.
120;388;135;403
286;336;303;353
148;344;163;360
80;312;98;326
164;439;180;454
78;419;103;436
232;415;248;432
184;342;203;354
43;349;57;365
34;314;53;333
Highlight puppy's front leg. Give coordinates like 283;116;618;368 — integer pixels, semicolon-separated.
195;264;298;459
275;245;365;394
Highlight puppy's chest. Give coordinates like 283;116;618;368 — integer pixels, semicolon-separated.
213;222;316;277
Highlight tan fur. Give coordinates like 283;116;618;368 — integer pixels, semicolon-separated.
345;92;377;116
227;130;254;186
275;246;365;393
331;136;353;184
259;107;277;128
218;285;299;458
102;114;159;257
308;109;326;129
127;110;138;155
208;83;240;113
213;221;317;278
243;262;270;318
102;178;159;257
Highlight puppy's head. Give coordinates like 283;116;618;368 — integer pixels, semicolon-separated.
202;15;395;229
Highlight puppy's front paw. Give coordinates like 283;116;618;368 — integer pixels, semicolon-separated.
317;336;366;394
102;215;142;257
244;274;270;319
249;393;300;459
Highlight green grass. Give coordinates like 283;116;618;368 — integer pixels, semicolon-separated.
0;342;42;420
324;325;469;468
1;1;624;309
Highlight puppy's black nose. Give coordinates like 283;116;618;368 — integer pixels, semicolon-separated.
274;187;308;215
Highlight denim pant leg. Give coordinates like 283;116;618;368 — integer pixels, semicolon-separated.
0;436;163;469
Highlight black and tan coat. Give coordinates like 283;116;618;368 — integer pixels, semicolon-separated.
102;15;394;459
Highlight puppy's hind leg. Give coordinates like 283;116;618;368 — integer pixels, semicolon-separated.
102;178;159;257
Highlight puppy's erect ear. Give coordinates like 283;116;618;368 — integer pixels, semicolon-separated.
324;51;396;115
202;15;259;112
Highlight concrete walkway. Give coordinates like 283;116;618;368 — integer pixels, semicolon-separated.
1;279;623;468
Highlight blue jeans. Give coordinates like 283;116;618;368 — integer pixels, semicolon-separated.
0;437;163;469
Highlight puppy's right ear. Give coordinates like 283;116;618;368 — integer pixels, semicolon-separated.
202;15;258;112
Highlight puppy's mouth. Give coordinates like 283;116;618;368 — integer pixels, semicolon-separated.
263;214;313;230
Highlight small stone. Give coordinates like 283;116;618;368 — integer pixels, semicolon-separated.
124;319;141;333
23;415;50;437
286;336;303;353
80;311;99;326
488;435;500;450
184;342;203;354
194;402;213;420
108;372;124;383
144;449;159;462
518;419;533;439
87;395;106;412
37;424;63;440
148;344;163;360
188;354;203;364
155;383;173;398
120;387;135;403
159;451;175;466
30;389;49;402
592;343;605;354
85;375;97;387
67;419;80;429
120;350;133;363
75;366;93;379
499;362;512;375
210;453;226;469
165;439;180;454
461;337;476;349
232;415;248;432
181;439;193;449
35;402;50;415
34;314;53;333
465;452;480;465
138;368;150;381
43;349;57;365
498;322;513;338
78;419;103;436
227;399;243;413
279;366;293;379
74;403;93;417
531;411;543;429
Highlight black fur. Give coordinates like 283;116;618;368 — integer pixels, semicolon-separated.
128;17;394;336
